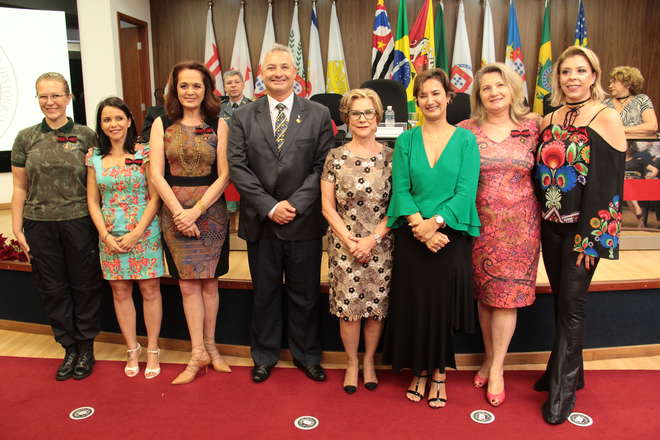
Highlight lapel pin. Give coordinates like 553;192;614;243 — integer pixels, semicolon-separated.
296;114;302;124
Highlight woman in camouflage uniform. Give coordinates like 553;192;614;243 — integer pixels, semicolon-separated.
11;72;103;381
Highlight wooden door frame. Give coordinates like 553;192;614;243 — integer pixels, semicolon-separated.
116;12;152;123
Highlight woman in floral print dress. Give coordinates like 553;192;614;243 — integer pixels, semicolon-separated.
87;97;164;379
321;89;392;394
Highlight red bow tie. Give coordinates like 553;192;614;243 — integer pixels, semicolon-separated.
57;136;79;143
511;129;531;138
125;158;143;166
194;127;214;135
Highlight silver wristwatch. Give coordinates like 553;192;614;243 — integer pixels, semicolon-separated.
373;232;382;244
434;215;446;228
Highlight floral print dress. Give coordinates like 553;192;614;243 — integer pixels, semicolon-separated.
86;144;164;280
321;145;393;321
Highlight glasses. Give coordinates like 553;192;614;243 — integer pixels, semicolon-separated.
37;94;68;102
348;109;377;121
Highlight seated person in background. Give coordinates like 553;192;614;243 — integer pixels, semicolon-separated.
141;87;165;142
220;69;251;124
604;66;658;137
625;142;659;228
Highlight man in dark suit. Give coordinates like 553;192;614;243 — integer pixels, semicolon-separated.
228;44;334;383
220;70;251;124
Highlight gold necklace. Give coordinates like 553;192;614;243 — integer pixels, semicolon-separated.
176;125;202;174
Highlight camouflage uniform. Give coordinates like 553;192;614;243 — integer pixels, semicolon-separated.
12;118;104;349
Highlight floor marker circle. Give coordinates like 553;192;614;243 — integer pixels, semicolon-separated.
69;407;95;420
568;412;593;427
294;415;319;430
470;409;495;424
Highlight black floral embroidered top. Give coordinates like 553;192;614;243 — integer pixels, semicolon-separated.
535;114;625;260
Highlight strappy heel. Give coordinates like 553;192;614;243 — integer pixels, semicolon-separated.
171;348;210;385
406;374;428;402
428;378;447;409
124;343;141;378
204;339;232;373
144;348;161;379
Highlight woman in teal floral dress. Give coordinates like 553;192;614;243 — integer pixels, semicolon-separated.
87;97;164;379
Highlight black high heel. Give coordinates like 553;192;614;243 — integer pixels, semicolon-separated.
428;378;447;409
406;374;428;402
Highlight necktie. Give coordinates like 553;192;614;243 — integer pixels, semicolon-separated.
232;103;238;109
274;103;288;151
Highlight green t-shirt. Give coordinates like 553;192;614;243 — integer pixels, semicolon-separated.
386;125;481;236
11;118;97;221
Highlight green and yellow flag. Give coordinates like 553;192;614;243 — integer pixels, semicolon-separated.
392;0;416;113
533;0;552;114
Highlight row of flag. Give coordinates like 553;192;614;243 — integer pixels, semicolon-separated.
204;1;350;100
371;0;590;114
203;0;590;112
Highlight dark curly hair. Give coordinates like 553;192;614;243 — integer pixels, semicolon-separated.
95;96;137;156
165;60;220;121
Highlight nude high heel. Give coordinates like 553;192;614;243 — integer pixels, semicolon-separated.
204;339;232;373
171;348;210;385
124;343;141;378
144;348;161;379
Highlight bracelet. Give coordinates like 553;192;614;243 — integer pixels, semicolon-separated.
195;200;207;214
373;232;382;244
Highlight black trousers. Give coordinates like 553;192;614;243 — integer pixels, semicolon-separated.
247;237;322;366
539;220;598;422
24;216;103;348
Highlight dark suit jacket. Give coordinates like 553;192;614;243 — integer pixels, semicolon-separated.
220;96;252;124
228;95;334;242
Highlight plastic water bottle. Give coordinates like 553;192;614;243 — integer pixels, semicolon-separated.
384;105;395;127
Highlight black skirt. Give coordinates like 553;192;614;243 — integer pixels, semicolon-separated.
383;225;476;374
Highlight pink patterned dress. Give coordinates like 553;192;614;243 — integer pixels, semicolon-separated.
458;118;541;308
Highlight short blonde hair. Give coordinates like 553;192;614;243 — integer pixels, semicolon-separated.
35;72;71;95
550;46;606;107
339;88;384;124
609;66;644;95
471;63;529;125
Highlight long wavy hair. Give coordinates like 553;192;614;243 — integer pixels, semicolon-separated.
471;63;530;125
95;97;137;156
165;60;220;121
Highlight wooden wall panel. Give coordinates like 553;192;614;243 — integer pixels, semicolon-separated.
151;0;658;118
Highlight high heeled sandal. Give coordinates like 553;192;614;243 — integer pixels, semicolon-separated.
204;340;232;373
171;349;210;385
406;374;428;402
473;372;488;388
428;378;447;409
144;348;161;379
124;343;141;378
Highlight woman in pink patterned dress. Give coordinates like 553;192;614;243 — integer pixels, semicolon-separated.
458;63;541;407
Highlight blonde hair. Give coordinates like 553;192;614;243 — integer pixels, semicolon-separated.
339;88;384;124
35;72;71;95
471;63;529;125
609;66;644;95
550;46;606;107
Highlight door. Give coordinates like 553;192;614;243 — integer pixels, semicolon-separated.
117;13;152;134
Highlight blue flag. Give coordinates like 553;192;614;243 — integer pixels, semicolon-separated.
574;0;589;47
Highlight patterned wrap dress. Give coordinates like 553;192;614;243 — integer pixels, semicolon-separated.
160;118;228;279
458;118;541;308
86;144;164;280
321;145;393;321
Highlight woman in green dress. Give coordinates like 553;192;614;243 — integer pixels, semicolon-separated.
383;68;481;409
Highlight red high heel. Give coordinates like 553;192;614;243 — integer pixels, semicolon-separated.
486;389;506;406
473;372;488;388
